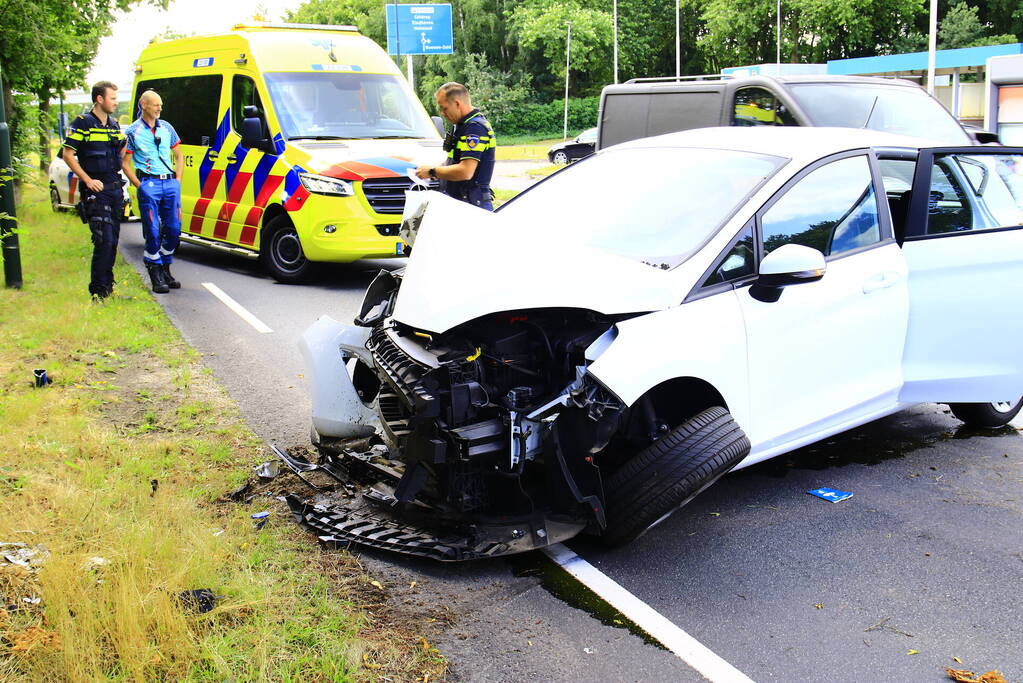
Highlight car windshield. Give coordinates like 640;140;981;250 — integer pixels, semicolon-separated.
264;72;437;140
788;83;970;144
499;147;786;269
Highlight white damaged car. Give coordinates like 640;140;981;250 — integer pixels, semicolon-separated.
290;126;1023;561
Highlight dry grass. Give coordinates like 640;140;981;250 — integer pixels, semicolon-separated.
0;181;448;682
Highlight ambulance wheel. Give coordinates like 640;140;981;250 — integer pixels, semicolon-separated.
262;216;312;283
50;186;61;212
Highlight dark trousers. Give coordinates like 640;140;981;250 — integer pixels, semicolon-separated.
82;177;123;296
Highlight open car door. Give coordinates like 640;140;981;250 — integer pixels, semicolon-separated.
899;146;1023;404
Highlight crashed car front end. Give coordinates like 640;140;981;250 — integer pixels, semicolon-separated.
291;270;634;560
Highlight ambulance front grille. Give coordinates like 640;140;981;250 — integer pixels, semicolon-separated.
361;177;439;214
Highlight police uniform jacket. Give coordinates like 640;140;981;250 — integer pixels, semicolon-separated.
62;111;126;179
445;108;496;201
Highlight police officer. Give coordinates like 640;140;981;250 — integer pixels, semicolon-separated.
62;81;126;300
122;90;183;294
416;82;496;210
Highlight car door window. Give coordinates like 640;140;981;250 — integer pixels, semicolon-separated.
733;87;796;127
703;224;755;286
925;153;1023;234
761;155;881;257
136;75;222;146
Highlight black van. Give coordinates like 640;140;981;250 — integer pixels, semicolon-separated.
597;74;993;150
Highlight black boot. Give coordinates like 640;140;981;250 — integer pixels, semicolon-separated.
162;264;181;289
146;263;169;294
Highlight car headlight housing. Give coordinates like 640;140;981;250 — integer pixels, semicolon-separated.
298;172;354;197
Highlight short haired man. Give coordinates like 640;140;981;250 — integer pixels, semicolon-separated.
122;90;184;293
62;81;126;300
415;82;497;210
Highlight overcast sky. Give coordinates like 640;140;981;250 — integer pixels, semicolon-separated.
86;0;296;91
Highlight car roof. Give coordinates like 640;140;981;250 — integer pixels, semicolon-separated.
612;126;944;163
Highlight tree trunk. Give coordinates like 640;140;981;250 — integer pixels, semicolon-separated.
37;88;50;173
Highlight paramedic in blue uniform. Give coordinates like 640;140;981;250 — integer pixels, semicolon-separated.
415;82;496;210
62;81;125;300
122;89;184;294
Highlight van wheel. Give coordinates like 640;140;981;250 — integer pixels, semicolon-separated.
262;216;312;283
50;186;61;212
601;406;750;547
948;397;1023;428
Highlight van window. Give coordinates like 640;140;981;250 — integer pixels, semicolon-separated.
600;90;721;149
733;87;796;126
231;75;265;135
135;75;223;146
263;72;436;140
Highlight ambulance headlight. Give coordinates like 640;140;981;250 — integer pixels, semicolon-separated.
298;173;354;197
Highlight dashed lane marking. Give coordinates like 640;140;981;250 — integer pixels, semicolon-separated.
542;544;756;683
201;282;273;334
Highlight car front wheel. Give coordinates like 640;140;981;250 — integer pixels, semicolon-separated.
261;216;313;283
552;150;569;165
601;406;750;546
948;397;1023;428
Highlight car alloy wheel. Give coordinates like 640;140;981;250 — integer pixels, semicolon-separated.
949;396;1023;428
552;150;569;165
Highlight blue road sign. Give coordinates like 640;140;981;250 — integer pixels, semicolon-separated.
385;3;454;56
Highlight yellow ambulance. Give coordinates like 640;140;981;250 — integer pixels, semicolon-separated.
130;23;445;281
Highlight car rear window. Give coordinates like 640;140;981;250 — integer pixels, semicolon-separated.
788;83;970;145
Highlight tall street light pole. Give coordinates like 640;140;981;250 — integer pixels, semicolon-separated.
675;0;680;79
776;0;781;67
613;0;618;84
0;62;23;289
927;0;937;94
563;21;572;140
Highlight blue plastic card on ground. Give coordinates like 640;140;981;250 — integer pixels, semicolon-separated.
807;487;853;503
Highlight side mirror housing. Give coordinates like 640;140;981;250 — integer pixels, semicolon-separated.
750;244;825;303
241;107;274;153
432;115;445;136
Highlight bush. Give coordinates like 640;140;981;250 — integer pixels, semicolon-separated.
496;96;599;137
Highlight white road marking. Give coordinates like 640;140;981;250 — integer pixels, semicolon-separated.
542;544;756;683
202;282;273;334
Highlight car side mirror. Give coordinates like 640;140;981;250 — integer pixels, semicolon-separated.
432;116;445;136
241;106;274;153
750;244;825;303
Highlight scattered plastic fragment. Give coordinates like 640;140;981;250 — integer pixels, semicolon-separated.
82;556;109;571
33;369;52;387
1;542;50;572
254;461;280;479
22;597;41;606
212;529;225;537
807;487;853;503
908;649;920;655
150;479;159;496
251;511;270;529
946;668;1008;683
173;588;220;614
583;647;594;654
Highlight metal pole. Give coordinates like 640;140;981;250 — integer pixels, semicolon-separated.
613;0;618;84
927;0;937;94
0;63;23;289
407;55;415;93
563;22;572;141
776;0;781;67
393;0;401;63
675;0;680;79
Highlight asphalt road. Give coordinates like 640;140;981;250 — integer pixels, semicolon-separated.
110;175;1023;682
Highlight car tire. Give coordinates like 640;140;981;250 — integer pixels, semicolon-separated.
601;406;750;547
50;186;61;212
948;397;1023;428
552;151;569;165
261;216;313;283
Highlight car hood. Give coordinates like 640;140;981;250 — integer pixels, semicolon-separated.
287;139;446;180
391;193;677;333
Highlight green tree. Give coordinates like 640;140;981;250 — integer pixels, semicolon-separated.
939;2;1017;48
0;0;164;175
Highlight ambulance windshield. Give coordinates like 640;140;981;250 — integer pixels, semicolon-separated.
265;72;438;140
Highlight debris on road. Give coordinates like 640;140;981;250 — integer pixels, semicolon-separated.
1;543;49;572
174;588;220;614
251;511;271;529
807;487;854;503
254;460;280;480
946;668;1009;683
32;369;52;387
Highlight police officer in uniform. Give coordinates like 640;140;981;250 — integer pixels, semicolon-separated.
62;81;125;300
416;82;496;210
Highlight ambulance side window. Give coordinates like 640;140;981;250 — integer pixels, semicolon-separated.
135;75;222;146
232;76;265;135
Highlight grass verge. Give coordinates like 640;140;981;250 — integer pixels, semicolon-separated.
0;180;448;682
